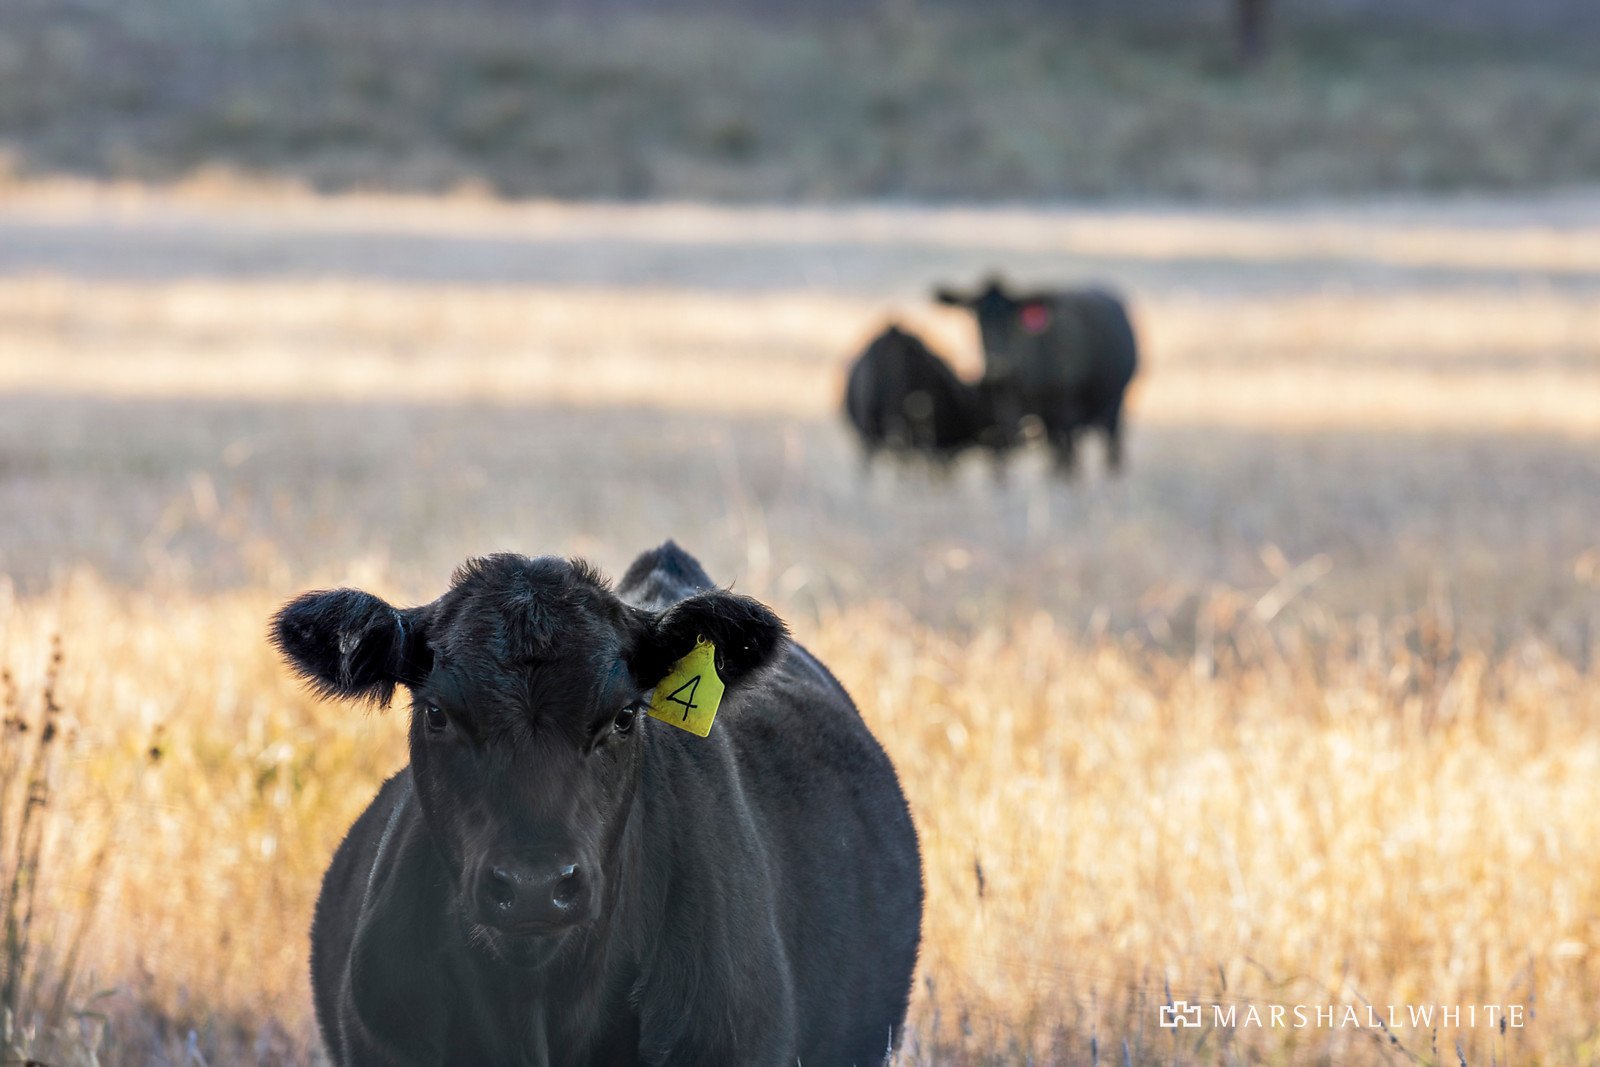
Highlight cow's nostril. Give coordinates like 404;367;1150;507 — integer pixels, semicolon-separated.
551;864;581;908
486;866;517;910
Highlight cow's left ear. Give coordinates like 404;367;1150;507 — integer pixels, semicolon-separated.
632;591;788;691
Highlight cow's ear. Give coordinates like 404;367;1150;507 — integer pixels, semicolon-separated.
633;591;787;691
981;272;1015;296
271;589;430;706
933;286;971;307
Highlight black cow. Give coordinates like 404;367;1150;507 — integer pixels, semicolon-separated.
272;542;922;1067
843;323;1003;466
936;277;1138;475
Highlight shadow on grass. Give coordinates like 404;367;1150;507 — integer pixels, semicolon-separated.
2;209;1599;298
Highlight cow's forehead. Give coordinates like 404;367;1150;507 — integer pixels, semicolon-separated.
428;554;621;667
425;643;628;737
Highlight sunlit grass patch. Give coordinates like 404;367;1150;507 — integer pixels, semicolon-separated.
1;579;1596;1063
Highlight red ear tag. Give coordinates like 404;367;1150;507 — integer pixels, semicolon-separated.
1020;303;1051;334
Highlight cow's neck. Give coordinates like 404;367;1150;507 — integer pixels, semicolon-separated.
453;789;647;1064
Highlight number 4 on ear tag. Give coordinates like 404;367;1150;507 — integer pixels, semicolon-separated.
647;638;724;738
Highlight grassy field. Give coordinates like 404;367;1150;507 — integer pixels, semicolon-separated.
4;0;1600;201
0;185;1597;1064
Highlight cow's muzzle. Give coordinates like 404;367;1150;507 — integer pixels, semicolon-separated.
472;854;594;934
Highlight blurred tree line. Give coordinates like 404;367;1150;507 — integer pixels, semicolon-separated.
1;0;1596;201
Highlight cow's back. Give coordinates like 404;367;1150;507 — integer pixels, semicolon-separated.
620;543;924;1064
1023;288;1135;392
844;327;984;453
1071;288;1138;392
729;644;923;1062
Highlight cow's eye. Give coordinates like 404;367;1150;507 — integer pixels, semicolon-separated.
612;702;641;736
423;705;449;734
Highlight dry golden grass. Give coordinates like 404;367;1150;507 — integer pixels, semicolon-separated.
1;281;1597;435
1;191;1597;1064
6;580;1599;1063
3;186;1598;438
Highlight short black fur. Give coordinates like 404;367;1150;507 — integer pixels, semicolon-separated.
271;588;430;706
842;323;1005;467
277;542;923;1067
936;275;1139;475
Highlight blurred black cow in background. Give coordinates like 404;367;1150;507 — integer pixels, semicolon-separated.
843;323;1004;469
936;276;1138;476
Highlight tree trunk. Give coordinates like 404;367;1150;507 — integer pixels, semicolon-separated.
1235;0;1270;66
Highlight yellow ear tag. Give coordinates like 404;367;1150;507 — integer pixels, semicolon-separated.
647;638;724;738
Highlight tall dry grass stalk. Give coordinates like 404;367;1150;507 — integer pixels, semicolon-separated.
0;605;166;1064
0;641;108;1062
3;575;1595;1063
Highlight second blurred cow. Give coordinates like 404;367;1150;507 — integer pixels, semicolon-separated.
843;324;1000;468
936;277;1138;475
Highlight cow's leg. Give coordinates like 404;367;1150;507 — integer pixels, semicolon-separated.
983;391;1021;485
988;444;1009;485
858;441;880;479
1103;399;1126;475
1047;417;1079;478
1235;0;1270;66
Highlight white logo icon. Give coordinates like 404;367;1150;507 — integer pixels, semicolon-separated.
1159;1001;1202;1028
